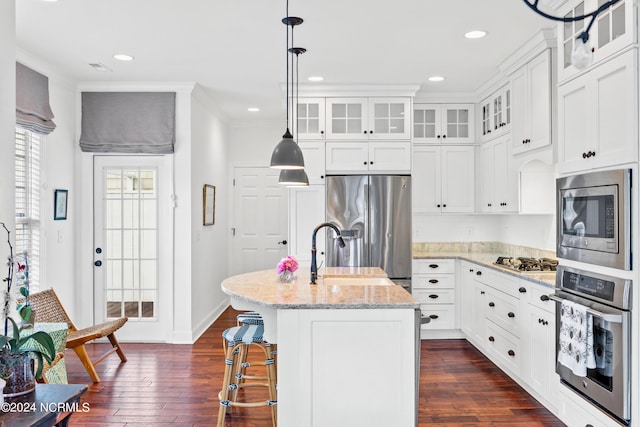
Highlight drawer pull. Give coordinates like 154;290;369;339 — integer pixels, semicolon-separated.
508;349;515;357
476;271;482;276
507;312;515;318
518;287;527;293
428;294;439;299
428;264;439;269
428;279;439;284
488;336;495;342
488;302;495;307
480;290;485;295
540;295;550;302
429;314;439;320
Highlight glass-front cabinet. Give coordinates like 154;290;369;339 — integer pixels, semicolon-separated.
413;104;474;144
295;98;326;140
479;86;510;143
557;0;635;82
326;97;411;140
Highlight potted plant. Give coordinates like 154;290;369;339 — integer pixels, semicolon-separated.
0;222;56;397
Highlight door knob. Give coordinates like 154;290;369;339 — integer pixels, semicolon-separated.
94;260;102;267
278;240;288;245
95;247;102;254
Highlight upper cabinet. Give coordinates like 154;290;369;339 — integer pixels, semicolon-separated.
325;97;411;140
557;48;638;173
413;104;475;144
298;141;326;185
557;0;636;83
510;50;552;154
325;141;411;174
480;86;511;143
295;98;326;140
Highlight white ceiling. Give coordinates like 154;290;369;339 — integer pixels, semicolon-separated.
16;0;553;122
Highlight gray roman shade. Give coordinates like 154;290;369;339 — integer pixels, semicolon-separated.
16;62;57;135
79;92;176;153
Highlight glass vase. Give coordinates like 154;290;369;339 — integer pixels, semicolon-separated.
2;353;36;398
279;270;294;283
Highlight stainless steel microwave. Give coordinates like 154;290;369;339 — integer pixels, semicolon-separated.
557;169;632;270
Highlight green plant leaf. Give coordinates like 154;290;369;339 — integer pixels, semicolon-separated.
18;332;56;363
0;336;8;349
32;352;44;380
19;287;29;298
8;317;19;343
19;305;32;322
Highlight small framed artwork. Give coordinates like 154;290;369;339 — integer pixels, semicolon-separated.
54;189;68;220
203;184;216;226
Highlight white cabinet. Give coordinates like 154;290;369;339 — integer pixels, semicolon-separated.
557;0;635;83
325;141;411;173
412;145;474;214
480;85;511;142
511;49;552;154
295;98;326;140
288;185;325;265
413;104;474;144
522;282;558;412
299;141;326;185
460;261;487;345
325;97;411;140
412;259;457;333
557;48;638;173
479;135;518;213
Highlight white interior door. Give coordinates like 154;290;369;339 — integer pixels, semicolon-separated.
231;167;288;275
94;156;171;342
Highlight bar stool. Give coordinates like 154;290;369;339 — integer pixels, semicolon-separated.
217;324;277;427
233;312;278;390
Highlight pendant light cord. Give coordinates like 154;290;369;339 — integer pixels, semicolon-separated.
285;0;290;131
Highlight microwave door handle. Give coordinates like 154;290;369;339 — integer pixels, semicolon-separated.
548;294;624;323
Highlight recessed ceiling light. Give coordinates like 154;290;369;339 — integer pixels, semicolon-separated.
308;76;324;82
465;30;487;39
248;107;260;112
113;54;134;61
428;76;445;82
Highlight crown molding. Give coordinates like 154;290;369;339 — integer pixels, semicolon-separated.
498;28;557;76
283;83;421;98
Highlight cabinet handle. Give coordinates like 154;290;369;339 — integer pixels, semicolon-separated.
488;302;495;307
437;135;441;139
436;204;441;208
363;161;368;165
469;269;474;272
507;312;515;318
582;152;588;159
487;129;491;133
320;130;324;135
488;336;495;342
540;295;550;302
538;318;543;324
508;349;515;357
442;204;447;207
476;271;482;276
522;139;526;144
442;135;446;139
369;130;374;134
369;161;374;165
429;314;439;320
518;287;527;293
428;279;439;284
429;264;439;269
487;203;492;207
591;150;596;157
364;130;368;134
320;175;325;179
480;291;485;295
428;294;439;299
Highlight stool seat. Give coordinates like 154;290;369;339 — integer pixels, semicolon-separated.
236;311;264;326
217;324;277;427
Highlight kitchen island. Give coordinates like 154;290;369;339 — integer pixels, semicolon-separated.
221;267;419;427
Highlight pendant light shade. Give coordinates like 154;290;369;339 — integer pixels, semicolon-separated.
278;168;309;186
270;129;305;169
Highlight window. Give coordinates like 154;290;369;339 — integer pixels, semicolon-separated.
15;127;41;290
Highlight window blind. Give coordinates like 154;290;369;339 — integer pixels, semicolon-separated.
79;92;176;153
15;128;41;290
16;62;56;135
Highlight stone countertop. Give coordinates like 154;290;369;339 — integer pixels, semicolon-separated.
222;269;418;310
321;266;387;278
413;251;556;288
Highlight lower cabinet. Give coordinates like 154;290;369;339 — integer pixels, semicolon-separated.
412;259;457;334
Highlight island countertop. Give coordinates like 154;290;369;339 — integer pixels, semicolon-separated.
221;269;418;309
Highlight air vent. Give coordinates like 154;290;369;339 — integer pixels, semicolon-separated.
88;63;112;72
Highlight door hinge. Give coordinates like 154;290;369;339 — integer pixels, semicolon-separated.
231;227;236;236
233;178;236;186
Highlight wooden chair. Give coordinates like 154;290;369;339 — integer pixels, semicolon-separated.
27;288;128;383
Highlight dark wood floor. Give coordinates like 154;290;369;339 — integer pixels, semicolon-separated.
63;307;566;426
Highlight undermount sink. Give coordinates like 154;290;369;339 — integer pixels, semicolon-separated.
322;277;394;286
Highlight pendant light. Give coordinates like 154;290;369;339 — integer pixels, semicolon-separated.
521;0;622;70
270;4;305;170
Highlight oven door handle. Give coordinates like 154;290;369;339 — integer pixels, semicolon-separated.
548;294;624;323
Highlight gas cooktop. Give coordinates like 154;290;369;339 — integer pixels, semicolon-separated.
493;256;558;273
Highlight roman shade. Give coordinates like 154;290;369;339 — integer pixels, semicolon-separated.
16;62;57;135
79;92;176;153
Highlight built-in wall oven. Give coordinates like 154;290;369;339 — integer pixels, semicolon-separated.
557;168;632;270
551;266;632;424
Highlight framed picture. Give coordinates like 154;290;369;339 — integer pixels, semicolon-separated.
203;184;215;226
54;189;68;220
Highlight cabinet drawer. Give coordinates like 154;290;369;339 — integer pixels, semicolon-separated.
473;267;520;297
420;305;455;330
485;288;520;337
412;274;454;289
528;284;555;314
413;259;455;274
485;321;520;376
413;289;455;304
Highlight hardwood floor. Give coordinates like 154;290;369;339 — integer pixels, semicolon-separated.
63;307;566;426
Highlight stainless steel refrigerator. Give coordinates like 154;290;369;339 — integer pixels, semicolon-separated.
325;175;412;289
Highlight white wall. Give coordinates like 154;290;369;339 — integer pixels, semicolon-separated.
189;87;230;338
228;119;284;166
0;1;15;264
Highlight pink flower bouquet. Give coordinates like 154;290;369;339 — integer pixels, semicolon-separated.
276;256;298;282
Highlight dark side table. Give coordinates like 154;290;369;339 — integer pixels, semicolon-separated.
0;384;88;427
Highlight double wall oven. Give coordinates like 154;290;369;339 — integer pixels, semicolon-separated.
554;168;633;425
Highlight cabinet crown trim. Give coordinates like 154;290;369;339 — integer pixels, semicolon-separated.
283;83;420;98
499;29;556;76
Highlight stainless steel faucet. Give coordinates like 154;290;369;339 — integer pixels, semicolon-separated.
310;222;345;284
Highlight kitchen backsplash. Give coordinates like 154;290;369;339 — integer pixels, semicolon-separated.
412;241;556;260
